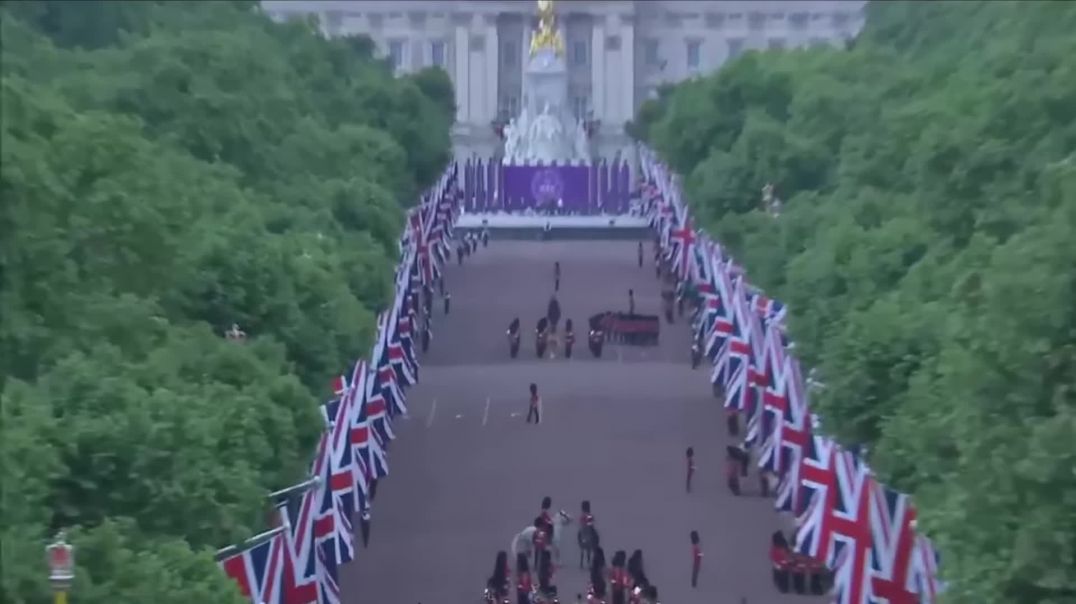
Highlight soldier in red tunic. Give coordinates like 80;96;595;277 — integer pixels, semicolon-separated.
532;517;549;569
690;530;703;588
516;553;534;604
609;551;629;604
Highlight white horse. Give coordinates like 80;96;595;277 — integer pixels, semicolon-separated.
510;509;573;563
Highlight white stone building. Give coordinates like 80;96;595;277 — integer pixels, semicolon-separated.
260;0;866;162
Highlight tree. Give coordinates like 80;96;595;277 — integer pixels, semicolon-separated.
637;2;1076;601
1;1;453;601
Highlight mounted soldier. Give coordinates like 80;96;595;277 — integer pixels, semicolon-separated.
536;317;550;358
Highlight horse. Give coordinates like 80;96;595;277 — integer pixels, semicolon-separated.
577;523;600;569
510;509;573;564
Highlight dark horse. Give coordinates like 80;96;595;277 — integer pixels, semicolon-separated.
536;317;550;358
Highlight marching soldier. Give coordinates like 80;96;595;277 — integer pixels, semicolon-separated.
554;261;561;292
482;227;490;247
637;241;644;268
443;291;451;315
564;319;575;359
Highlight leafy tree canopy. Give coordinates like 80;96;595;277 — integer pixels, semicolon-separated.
0;2;453;602
635;2;1076;602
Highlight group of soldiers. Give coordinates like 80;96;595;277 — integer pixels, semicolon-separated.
506;294;578;360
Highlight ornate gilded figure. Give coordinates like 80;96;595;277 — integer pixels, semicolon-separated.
530;0;564;56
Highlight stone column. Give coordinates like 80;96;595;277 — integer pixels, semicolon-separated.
483;14;499;124
453;15;470;124
591;19;606;126
618;13;636;127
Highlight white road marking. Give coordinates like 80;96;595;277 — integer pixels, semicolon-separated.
426;398;438;428
510;412;520;418
482;396;491;426
455;414;463;419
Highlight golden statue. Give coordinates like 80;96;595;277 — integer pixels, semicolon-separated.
530;0;564;56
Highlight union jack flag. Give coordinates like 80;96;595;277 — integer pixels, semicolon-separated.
909;534;943;604
668;215;696;280
772;355;813;485
869;483;917;604
353;371;389;479
408;208;434;286
792;436;840;556
808;447;875;604
720;280;753;412
219;528;285;604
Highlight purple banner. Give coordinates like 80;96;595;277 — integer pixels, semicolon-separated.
460;159;633;214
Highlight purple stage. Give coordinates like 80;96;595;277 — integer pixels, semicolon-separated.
460;159;633;215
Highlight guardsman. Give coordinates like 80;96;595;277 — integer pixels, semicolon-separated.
457;241;465;265
547;296;561;333
421;319;431;353
482;227;490;247
637;241;644;268
564;319;575;359
685;447;696;493
554;261;561;292
725;446;741;496
690;531;703;588
628;289;635;315
508;317;522;358
691;333;702;369
444;290;451;315
532;517;548;569
360;508;371;547
527;383;542;424
536;317;549;358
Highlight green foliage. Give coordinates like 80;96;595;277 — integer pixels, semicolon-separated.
0;1;452;602
638;2;1076;602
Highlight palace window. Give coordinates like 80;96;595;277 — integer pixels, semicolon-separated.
705;13;725;29
809;37;829;48
431;40;447;67
748;12;765;30
790;12;809;29
768;38;786;50
571;40;588;66
643;38;660;66
727;37;744;59
388;39;405;70
686;39;701;70
470;34;485;52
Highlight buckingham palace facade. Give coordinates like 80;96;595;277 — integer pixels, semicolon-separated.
261;1;866;161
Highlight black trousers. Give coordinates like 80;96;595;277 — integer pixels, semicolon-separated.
527;405;541;423
692;560;700;587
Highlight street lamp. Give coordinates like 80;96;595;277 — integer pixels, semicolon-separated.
46;531;75;604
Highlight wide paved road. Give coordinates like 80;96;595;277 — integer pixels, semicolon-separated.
340;240;819;604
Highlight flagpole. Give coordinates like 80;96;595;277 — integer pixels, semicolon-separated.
214;525;288;562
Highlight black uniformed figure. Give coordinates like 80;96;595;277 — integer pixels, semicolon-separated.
638;241;644;268
691;336;702;369
563;319;575;359
421;321;431;353
554;261;561;292
481;227;489;247
369;477;379;502
457;242;464;265
507;317;521;358
470;233;478;253
360;508;371;547
628;289;636;315
443;291;451;315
